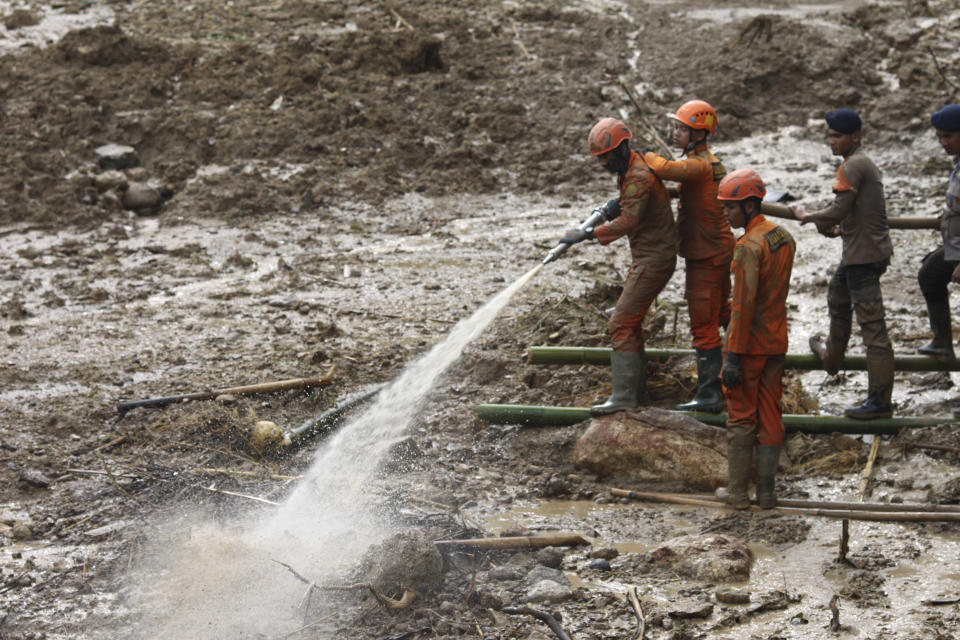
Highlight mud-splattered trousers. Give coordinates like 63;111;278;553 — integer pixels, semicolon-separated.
594;150;678;352
808;148;894;394
723;215;795;446
645;146;734;350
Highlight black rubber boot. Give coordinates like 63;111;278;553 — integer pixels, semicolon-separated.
918;298;955;362
715;425;754;510
809;333;844;375
845;352;894;420
755;445;780;509
675;347;726;413
635;350;651;406
591;351;642;416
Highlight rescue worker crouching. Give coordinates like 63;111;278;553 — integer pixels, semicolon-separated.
560;117;678;415
643;100;734;414
917;104;960;366
715;169;795;510
791;109;896;420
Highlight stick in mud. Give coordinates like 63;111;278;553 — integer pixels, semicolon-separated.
503;606;572;640
627;586;646;640
115;366;335;414
434;533;590;549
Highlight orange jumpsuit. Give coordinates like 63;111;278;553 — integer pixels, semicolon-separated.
723;215;796;446
593;150;678;352
645;145;735;349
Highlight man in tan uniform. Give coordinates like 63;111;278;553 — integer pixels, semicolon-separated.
560;117;678;414
792;109;895;420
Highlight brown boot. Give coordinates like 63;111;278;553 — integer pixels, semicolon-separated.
715;425;754;509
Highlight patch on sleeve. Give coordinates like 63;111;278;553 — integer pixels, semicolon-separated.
763;226;791;253
623;183;640;198
732;244;743;264
712;162;726;182
832;165;853;193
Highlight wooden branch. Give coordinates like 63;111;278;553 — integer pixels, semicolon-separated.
841;437;880;563
627;586;646;640
503;606;572;640
201;485;278;505
829;595;840;632
616;79;674;160
434;533;590;549
927;45;960;93
611;489;960;521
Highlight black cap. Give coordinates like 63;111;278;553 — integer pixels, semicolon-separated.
931;104;960;132
825;109;862;134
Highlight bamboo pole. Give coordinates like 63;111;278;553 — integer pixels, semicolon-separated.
610;489;960;522
474;403;958;434
116;366;335;413
645;490;960;513
434;534;590;549
665;187;939;229
526;346;960;372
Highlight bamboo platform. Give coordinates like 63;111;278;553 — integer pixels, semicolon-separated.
473;403;958;434
525;346;960;372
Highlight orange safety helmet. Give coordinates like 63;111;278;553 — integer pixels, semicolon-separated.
717;168;766;201
588;117;632;156
674;100;718;135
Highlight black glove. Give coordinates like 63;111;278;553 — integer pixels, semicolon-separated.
601;198;621;221
559;228;593;245
721;352;742;389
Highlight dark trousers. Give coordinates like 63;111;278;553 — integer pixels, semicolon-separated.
828;259;893;356
918;246;958;306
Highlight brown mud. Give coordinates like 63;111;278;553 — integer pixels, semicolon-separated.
2;1;960;639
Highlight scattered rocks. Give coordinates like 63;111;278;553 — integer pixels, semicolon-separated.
668;601;715;619
589;547;619;560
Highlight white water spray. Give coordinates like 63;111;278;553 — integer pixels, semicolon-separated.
260;263;544;556
137;263;545;639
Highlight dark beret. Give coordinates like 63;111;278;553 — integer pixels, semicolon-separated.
825;109;862;134
931;104;960;132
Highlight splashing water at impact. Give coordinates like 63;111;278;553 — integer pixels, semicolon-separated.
260;263;545;571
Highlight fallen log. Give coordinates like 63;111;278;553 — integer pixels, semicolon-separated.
473;403;958;434
434;533;590;550
526;346;960;372
116;366;335;414
611;489;960;522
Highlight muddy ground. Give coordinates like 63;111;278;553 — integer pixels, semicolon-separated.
2;0;960;638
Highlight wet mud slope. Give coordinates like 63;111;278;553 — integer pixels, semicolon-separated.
1;1;960;639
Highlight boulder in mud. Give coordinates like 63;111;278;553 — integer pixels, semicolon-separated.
642;534;752;582
360;529;444;596
571;408;727;490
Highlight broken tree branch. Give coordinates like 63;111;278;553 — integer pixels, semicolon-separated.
503;606;572;640
116;366;335;414
927;45;960;94
627;586;646;640
434;533;590;550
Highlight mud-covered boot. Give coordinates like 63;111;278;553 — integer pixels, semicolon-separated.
634;350;651;406
918;298;955;362
591;351;642;416
755;445;780;509
715;425;754;510
675;347;726;413
809;333;844;375
846;352;894;420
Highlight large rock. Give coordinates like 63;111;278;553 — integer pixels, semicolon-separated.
571;408;727;489
643;534;753;582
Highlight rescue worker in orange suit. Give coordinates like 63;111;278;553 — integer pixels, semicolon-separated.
643;100;734;413
715;168;795;509
791;109;895;420
560;117;678;415
917;104;960;365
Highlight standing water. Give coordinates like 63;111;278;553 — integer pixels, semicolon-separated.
136;263;545;639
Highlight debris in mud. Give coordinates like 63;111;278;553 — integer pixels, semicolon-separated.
358;529;444;597
640;534;753;582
